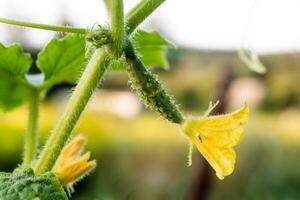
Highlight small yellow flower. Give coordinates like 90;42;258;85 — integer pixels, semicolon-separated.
182;102;249;180
52;134;96;186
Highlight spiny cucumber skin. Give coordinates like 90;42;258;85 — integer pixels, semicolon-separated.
125;39;184;124
0;169;68;200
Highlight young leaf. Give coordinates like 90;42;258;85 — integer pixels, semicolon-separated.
0;43;32;110
37;34;86;88
132;29;174;69
0;43;32;76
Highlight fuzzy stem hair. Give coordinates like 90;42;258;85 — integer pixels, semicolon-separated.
34;49;110;174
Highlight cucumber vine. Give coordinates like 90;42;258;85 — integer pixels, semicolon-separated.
0;0;249;199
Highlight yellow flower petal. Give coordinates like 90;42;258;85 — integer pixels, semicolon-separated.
53;134;86;171
55;152;96;185
52;134;97;186
182;104;249;180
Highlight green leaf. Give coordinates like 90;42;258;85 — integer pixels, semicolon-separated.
37;34;86;87
0;73;31;110
132;30;174;69
0;43;32;76
111;29;173;70
0;43;32;110
0;169;68;200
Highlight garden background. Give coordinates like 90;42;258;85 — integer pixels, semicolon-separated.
1;0;300;199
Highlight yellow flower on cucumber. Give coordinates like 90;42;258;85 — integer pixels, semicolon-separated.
182;102;249;180
52;134;96;188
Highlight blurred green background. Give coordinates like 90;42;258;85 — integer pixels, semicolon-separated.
1;48;300;199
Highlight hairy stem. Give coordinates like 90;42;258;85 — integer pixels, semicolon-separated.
30;0;164;174
109;0;125;57
34;49;110;174
0;18;86;34
23;88;40;168
126;0;166;33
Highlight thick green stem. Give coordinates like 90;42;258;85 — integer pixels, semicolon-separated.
124;39;184;123
27;0;164;174
126;0;166;33
0;18;86;33
34;49;110;174
109;0;125;57
23;88;40;168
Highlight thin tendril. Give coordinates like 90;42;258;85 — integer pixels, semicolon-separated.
240;0;259;49
0;18;86;34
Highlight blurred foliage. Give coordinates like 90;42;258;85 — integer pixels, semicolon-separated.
1;48;300;199
209;136;300;200
1;102;300;199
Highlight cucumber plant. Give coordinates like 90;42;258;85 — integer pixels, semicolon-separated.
0;0;249;199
